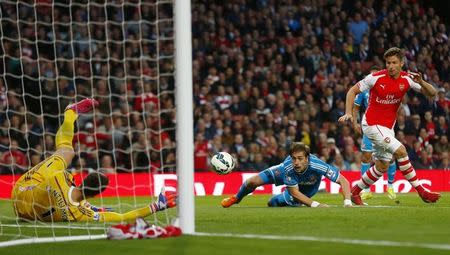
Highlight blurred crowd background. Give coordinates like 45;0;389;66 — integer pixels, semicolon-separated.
0;0;448;175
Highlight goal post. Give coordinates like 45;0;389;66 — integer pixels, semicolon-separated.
174;0;195;234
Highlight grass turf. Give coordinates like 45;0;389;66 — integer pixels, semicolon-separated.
0;193;449;255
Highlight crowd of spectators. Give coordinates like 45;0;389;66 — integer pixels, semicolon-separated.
0;0;449;175
192;0;449;172
0;1;177;174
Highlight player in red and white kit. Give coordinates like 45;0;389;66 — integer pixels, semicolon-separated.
339;47;440;205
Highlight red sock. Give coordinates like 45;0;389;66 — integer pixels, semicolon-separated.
353;166;382;195
398;156;419;187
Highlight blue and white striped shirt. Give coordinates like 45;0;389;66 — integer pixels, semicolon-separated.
283;154;340;187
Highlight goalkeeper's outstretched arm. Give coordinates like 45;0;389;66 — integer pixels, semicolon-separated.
98;206;155;222
79;193;176;222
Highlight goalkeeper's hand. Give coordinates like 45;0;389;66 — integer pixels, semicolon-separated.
150;191;177;213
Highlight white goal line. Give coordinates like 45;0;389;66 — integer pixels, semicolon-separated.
194;232;450;251
0;234;107;247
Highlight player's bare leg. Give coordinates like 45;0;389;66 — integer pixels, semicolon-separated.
394;146;440;203
54;98;99;164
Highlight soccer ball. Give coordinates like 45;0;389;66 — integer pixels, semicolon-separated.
211;152;235;175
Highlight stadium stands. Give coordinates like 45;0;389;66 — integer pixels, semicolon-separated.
0;0;448;174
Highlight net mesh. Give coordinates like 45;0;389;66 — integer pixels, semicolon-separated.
0;0;176;241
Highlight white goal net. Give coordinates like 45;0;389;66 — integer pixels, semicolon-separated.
0;0;179;243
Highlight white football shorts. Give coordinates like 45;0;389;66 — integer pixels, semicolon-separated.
361;122;402;161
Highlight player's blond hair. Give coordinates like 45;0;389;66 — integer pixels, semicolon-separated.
383;47;404;61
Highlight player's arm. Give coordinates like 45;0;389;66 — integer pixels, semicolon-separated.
97;206;155;222
408;72;437;97
338;84;361;123
72;204;152;222
351;103;360;124
352;102;362;135
287;186;328;208
334;174;352;207
319;162;351;207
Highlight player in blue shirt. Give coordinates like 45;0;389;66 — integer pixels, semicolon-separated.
222;142;352;208
352;66;397;200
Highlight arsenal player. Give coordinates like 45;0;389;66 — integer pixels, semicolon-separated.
338;47;440;205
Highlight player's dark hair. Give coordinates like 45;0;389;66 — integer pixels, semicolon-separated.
80;172;109;198
289;142;310;157
383;47;404;61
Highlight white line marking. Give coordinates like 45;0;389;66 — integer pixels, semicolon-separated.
194;232;450;251
0;231;448;250
0;234;106;247
365;204;448;208
328;204;447;208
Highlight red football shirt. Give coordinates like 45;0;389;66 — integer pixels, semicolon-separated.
357;69;422;128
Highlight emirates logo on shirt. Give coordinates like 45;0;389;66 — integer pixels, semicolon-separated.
375;95;401;104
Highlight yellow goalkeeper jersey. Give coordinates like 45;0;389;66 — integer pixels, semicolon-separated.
12;154;154;222
12;155;98;222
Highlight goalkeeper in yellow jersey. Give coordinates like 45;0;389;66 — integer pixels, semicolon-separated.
11;98;176;222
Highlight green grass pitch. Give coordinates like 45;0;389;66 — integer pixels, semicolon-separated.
1;193;450;255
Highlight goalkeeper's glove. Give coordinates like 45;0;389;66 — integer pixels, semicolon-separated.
150;191;177;213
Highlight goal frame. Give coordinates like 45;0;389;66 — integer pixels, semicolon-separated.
174;0;195;234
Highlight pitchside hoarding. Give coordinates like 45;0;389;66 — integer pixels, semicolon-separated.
0;171;448;198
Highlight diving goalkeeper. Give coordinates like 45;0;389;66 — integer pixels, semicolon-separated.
11;98;176;222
